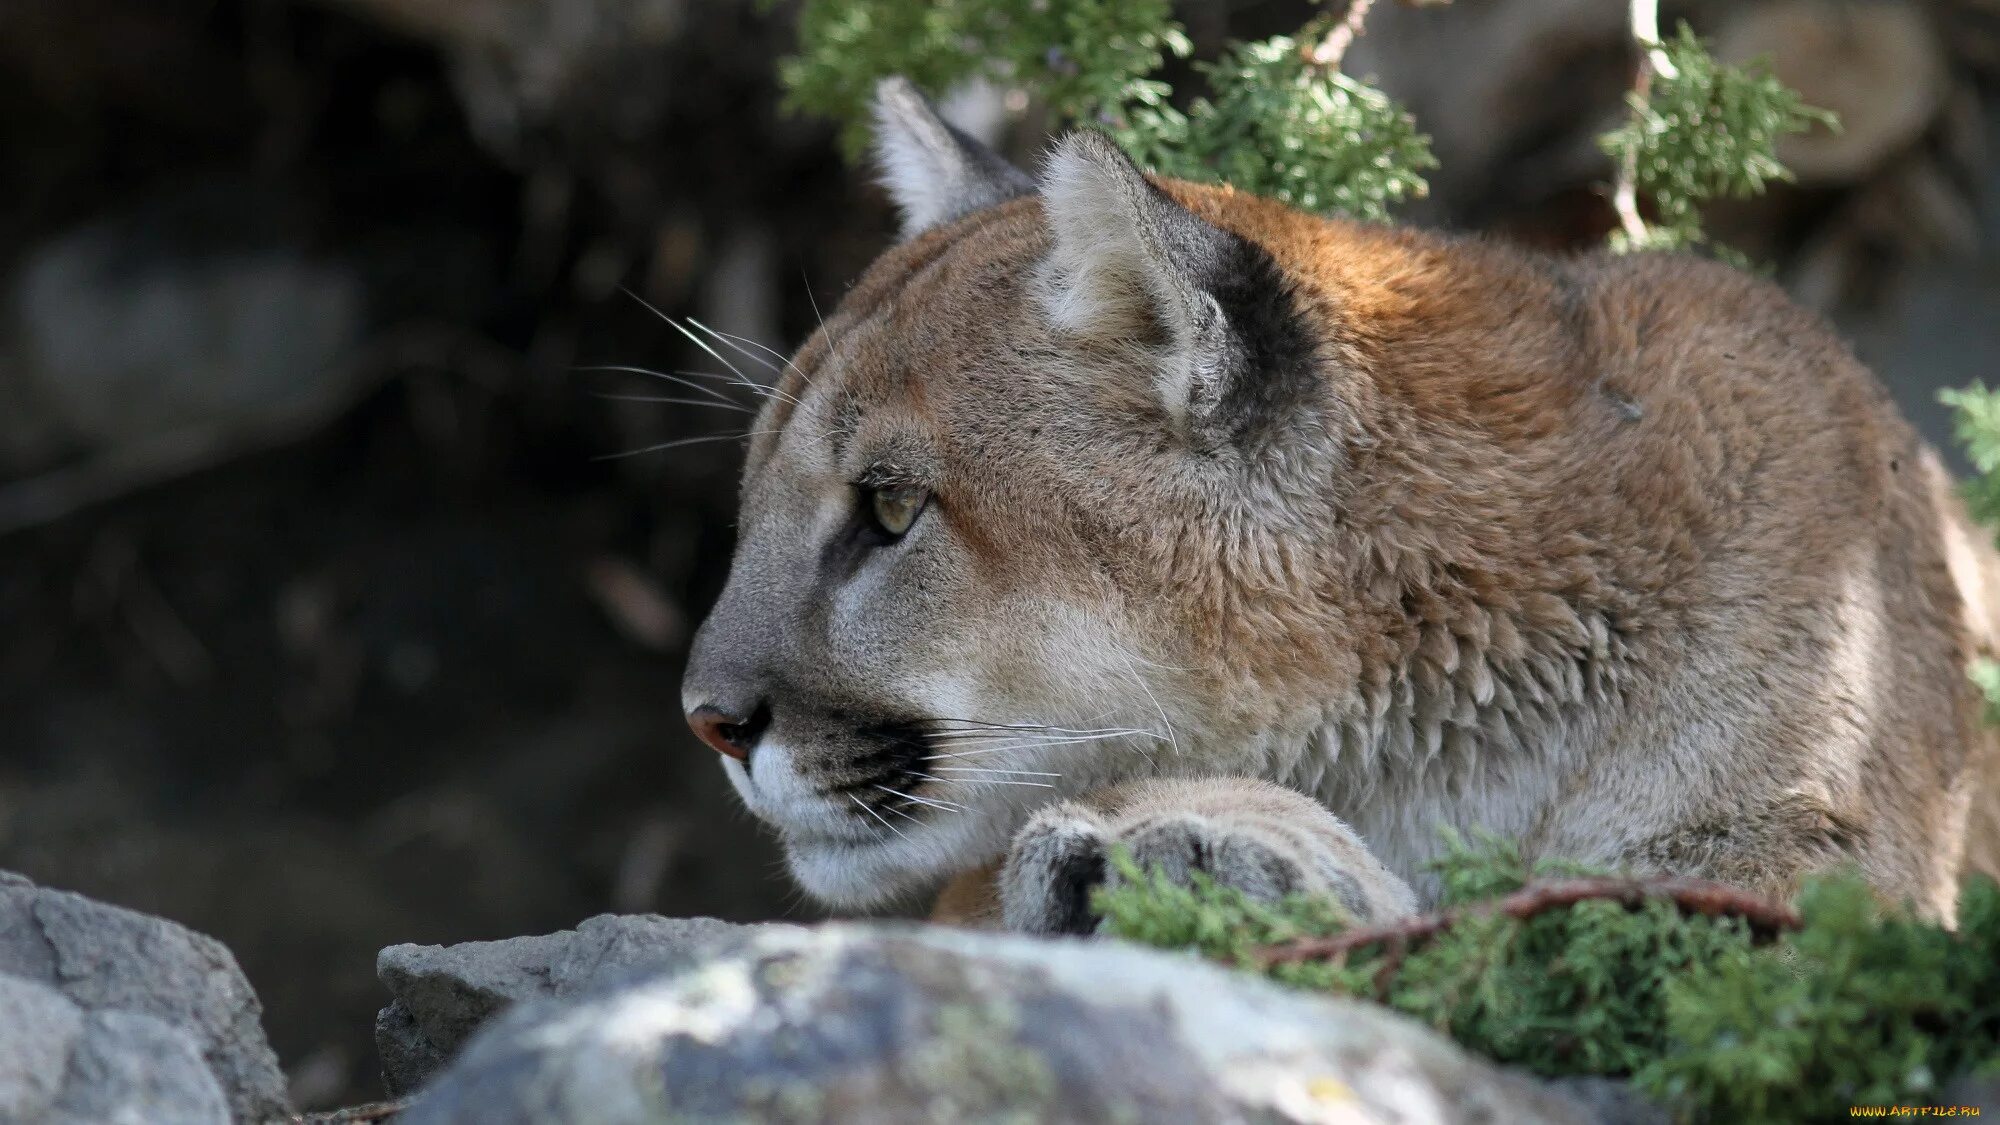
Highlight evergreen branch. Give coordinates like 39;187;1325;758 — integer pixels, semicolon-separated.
1611;0;1669;248
1304;0;1377;72
1627;0;1680;80
1252;875;1802;969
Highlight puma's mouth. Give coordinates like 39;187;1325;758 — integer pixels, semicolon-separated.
718;714;952;842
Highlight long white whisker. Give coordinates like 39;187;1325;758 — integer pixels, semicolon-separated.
803;270;851;374
878;785;964;813
920;748;1036;762
927;727;1168;745
923;733;1159;756
593;430;782;460
906;770;1056;792
849;794;908;841
929;776;1058;790
876;800;923;826
591;392;756;413
1112;644;1180;758
688;317;813;389
920;743;1102;762
923;719;1166;741
922;742;1078;759
573;364;742;406
929;766;1062;777
1118;650;1200;674
668;318;805;408
684;318;781;374
619;287;804;408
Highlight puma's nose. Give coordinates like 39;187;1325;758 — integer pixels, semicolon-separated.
686;702;772;762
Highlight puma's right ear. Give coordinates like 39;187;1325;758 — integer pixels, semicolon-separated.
1036;131;1240;437
872;77;1033;240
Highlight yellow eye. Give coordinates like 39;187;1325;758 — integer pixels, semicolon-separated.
870;485;927;537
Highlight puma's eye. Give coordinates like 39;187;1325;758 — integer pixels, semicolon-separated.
868;485;928;538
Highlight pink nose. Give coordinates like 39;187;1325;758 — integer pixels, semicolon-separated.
686;704;765;761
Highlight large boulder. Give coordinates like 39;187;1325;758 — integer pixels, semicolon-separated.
389;920;1599;1124
0;871;289;1124
374;913;792;1094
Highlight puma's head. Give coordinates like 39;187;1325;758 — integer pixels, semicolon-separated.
681;78;1360;907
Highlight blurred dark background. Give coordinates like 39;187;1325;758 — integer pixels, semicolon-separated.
1;0;1994;1109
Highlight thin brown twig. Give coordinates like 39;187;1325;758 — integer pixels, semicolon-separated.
1611;0;1681;245
1305;0;1377;72
1252;875;1802;970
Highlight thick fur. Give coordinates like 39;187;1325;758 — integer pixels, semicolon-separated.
683;90;2000;927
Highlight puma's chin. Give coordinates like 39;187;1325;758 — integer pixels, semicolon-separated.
782;810;1013;908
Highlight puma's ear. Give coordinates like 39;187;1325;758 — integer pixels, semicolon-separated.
872;77;1033;240
1036;131;1258;439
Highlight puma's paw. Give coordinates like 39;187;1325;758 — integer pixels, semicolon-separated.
997;776;1417;934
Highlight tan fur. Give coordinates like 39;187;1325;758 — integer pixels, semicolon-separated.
686;122;2000;925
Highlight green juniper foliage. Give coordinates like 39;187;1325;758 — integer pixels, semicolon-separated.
770;0;1188;160
771;2;1830;239
1100;835;1763;1079
1124;32;1435;221
772;0;1428;220
1097;839;2000;1123
1943;383;2000;719
1637;876;2000;1120
1598;23;1837;253
1943;384;2000;532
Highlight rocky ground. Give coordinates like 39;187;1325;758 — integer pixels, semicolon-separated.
1;867;1691;1124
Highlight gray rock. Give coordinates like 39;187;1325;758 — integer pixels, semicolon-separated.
46;1010;230;1125
0;872;289;1123
0;976;83;1121
396;922;1597;1125
375;913;785;1094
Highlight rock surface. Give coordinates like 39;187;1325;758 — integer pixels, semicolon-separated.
391;920;1599;1124
374;912;786;1094
0;870;289;1124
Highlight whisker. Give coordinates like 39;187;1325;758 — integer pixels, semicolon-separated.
1113;644;1181;759
572;364;741;406
923;733;1162;756
618;287;804;408
877;785;964;814
927;728;1168;745
921;718;1166;741
592;430;782;461
803;269;851;374
1117;650;1200;674
591;392;756;413
929;766;1062;777
906;769;1055;792
849;794;909;841
919;739;1114;761
920;748;1037;761
667;317;807;410
929;776;1058;790
876;800;923;826
684;317;780;374
688;317;811;387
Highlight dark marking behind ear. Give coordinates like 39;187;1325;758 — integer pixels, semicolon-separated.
1199;228;1322;450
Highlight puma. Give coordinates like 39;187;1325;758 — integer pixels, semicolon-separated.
681;78;2000;931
